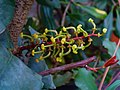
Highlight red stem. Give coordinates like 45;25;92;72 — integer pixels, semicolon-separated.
38;56;96;76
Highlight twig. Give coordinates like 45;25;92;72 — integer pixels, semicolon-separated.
38;56;96;76
104;72;120;89
98;39;120;90
118;0;120;6
61;0;73;26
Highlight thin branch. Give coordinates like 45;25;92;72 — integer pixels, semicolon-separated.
104;72;120;89
98;39;120;90
38;56;96;76
61;0;73;26
118;0;120;6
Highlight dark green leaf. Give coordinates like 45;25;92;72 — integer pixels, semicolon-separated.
103;39;120;65
36;0;60;9
74;3;107;19
104;8;113;39
75;68;97;90
0;44;43;90
115;9;120;38
53;71;73;87
0;30;13;48
0;0;15;34
107;80;120;90
40;6;56;30
28;54;55;89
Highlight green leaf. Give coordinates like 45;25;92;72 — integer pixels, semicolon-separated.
36;0;60;9
115;9;120;38
104;8;113;39
75;68;97;90
0;30;13;48
103;39;120;65
107;80;120;90
40;6;56;30
53;71;73;87
0;44;43;90
0;0;15;34
28;54;55;89
74;3;107;19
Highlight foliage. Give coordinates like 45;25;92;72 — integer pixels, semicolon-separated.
0;0;120;90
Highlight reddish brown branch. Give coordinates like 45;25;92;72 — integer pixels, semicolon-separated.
38;56;96;76
104;72;120;89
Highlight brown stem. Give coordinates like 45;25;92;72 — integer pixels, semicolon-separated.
7;0;34;47
61;0;74;26
104;72;120;89
98;39;120;90
38;56;96;76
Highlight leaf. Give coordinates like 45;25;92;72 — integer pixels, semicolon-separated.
115;9;120;38
75;68;97;90
0;0;15;34
107;80;120;90
40;6;56;30
0;30;13;48
53;71;73;87
75;3;107;19
104;8;113;39
103;39;120;65
36;0;60;9
0;44;43;90
28;54;55;89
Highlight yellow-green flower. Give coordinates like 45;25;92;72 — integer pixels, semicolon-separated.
20;32;24;38
102;28;107;33
41;44;45;50
62;27;66;32
35;59;39;63
45;28;48;33
50;37;55;43
72;44;78;54
98;33;101;37
32;50;35;56
61;38;66;44
56;57;62;62
33;33;38;39
88;18;93;22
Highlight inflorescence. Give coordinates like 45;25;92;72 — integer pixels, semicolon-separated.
20;18;107;63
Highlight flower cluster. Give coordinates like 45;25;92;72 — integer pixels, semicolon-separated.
20;18;107;63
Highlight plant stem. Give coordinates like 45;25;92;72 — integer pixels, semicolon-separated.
104;72;120;89
98;39;120;90
38;56;96;76
61;0;74;26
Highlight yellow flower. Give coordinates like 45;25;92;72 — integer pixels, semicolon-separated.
35;59;39;63
39;56;43;60
88;18;93;22
102;28;107;33
61;38;66;44
33;33;38;39
56;57;62;62
98;33;101;37
20;32;24;38
45;28;48;33
62;27;66;32
32;50;35;56
50;37;55;43
41;44;45;50
72;44;78;54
